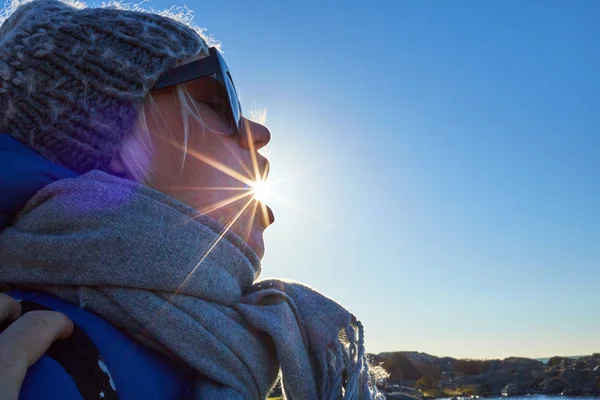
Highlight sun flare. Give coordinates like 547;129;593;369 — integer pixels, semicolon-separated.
250;181;272;202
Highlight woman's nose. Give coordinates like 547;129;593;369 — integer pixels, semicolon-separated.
238;118;271;151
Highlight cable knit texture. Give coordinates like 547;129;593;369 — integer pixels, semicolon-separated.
0;0;207;174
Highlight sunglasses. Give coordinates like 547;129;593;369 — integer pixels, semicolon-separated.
151;47;243;136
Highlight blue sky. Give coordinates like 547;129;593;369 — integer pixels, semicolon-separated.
131;0;599;359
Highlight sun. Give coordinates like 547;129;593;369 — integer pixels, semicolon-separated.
250;180;272;202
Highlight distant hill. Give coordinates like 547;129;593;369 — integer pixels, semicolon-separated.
370;351;600;399
536;355;588;364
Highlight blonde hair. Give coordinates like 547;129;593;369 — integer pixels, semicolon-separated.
115;83;205;182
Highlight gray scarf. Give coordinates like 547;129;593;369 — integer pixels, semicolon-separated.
0;171;383;400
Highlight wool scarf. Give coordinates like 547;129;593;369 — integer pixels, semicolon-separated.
0;171;383;400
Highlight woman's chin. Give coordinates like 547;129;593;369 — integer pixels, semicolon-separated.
204;208;266;260
246;230;265;260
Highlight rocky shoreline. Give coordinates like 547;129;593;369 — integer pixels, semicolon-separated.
370;352;600;399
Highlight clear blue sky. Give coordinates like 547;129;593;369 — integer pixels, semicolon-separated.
121;0;599;359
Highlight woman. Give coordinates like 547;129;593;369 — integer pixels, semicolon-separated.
0;0;384;399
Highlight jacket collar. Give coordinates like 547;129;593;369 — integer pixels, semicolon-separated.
0;134;78;230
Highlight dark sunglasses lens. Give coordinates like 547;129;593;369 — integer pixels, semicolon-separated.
223;70;242;132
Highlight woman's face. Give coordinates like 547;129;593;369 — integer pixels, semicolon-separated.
143;58;273;259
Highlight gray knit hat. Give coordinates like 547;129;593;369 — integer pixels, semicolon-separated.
0;0;208;174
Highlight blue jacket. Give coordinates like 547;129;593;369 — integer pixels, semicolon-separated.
0;134;193;399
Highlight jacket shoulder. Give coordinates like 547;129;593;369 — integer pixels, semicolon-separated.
20;355;85;400
8;290;193;400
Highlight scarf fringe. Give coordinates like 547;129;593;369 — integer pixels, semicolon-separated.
316;318;385;400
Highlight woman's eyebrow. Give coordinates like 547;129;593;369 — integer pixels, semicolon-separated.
186;75;220;94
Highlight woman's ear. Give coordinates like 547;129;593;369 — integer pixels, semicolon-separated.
108;152;127;175
108;151;140;181
109;133;154;182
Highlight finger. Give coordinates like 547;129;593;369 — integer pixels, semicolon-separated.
0;310;74;362
0;310;74;398
0;294;21;322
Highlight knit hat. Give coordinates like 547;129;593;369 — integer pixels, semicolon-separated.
0;0;208;174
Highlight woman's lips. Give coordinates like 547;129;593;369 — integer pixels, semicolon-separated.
266;205;275;225
250;198;274;228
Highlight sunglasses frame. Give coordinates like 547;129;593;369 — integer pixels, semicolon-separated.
151;47;243;135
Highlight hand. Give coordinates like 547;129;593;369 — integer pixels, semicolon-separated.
0;294;73;400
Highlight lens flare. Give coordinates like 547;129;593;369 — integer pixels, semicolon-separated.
250;180;272;202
